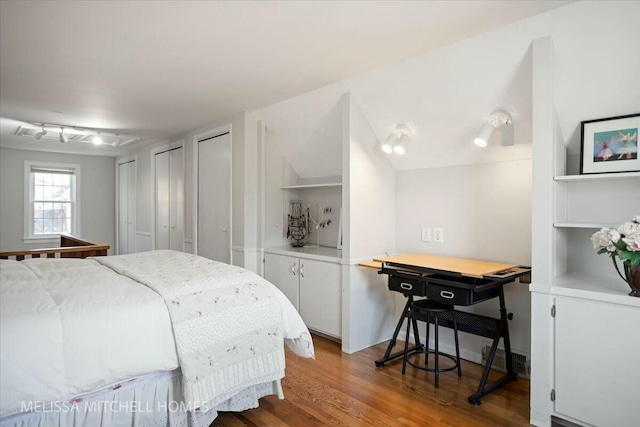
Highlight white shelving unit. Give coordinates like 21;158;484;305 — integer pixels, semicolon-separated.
530;37;640;427
553;222;614;229
554;171;640;181
280;183;342;190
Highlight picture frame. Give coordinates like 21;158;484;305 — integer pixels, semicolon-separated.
580;113;639;174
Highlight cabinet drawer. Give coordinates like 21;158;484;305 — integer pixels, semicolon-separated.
424;284;499;306
388;276;426;296
388;274;499;305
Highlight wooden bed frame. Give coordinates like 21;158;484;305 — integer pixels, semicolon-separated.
0;235;110;260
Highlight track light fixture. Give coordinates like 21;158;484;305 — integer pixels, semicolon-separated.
35;124;47;140
20;122;139;147
59;128;69;143
474;110;514;148
381;124;412;155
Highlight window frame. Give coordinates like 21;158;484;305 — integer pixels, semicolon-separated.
23;161;81;244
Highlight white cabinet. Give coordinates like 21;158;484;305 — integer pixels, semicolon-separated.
264;252;341;338
155;147;184;251
554;295;640;427
117;159;136;254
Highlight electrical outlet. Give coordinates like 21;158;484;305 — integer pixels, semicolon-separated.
433;227;444;243
421;227;432;242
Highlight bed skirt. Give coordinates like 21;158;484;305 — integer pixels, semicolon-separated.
0;370;283;427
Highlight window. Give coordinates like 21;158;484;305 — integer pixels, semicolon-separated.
24;162;80;241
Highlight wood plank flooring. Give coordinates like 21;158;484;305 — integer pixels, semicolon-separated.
212;335;530;426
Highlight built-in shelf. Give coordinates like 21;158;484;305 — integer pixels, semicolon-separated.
550;273;640;307
280;183;342;190
554;172;640;182
554;222;614;229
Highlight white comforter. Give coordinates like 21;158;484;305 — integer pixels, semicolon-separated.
0;256;313;417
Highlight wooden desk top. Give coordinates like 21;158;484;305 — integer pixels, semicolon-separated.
372;253;517;279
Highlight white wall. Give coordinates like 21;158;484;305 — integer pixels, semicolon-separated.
0;147;115;253
395;159;532;359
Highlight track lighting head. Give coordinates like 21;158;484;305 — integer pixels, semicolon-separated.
474;110;513;148
381;134;396;153
92;133;103;145
59;128;69;143
394;133;410;155
35;125;47;140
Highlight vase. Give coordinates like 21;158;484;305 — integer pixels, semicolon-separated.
612;257;640;297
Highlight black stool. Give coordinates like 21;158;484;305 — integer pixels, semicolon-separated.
402;299;462;388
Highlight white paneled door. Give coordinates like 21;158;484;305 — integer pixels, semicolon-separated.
117;160;136;254
197;132;231;263
155;147;184;251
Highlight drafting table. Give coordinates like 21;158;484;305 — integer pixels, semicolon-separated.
361;253;531;405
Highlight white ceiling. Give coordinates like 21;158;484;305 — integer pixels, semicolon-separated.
0;0;572;156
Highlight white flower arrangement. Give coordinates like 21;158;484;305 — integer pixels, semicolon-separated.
591;215;640;268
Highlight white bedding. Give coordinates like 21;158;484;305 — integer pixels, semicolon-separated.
0;254;313;418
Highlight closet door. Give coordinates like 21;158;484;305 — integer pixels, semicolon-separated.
155;151;170;250
126;161;136;253
118;162;129;254
118;160;136;254
168;148;184;252
197;133;231;263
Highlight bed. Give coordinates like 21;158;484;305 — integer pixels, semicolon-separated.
0;248;314;427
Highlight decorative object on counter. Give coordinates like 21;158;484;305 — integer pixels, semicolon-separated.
580;113;639;175
591;215;640;296
287;200;310;247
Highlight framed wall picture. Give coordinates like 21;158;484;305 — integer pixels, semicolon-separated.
580;113;639;174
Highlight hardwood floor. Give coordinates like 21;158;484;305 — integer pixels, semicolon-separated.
213;335;530;426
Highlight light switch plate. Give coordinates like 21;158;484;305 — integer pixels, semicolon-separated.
433;227;444;243
421;227;432;242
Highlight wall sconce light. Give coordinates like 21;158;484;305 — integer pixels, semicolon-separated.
474;110;513;148
59;128;69;143
381;124;412;155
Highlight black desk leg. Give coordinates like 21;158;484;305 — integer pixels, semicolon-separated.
467;287;518;405
375;295;423;367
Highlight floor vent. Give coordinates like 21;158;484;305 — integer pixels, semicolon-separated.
481;345;530;378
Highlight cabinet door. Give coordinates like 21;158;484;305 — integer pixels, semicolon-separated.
555;297;640;427
299;259;341;338
264;253;299;310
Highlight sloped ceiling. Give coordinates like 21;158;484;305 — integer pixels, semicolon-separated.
0;1;572;156
256;10;536;177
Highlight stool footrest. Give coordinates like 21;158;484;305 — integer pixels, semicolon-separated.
406;350;459;373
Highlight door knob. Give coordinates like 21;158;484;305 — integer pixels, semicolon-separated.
222;228;228;232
